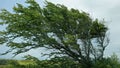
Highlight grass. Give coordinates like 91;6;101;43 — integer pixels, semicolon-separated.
0;65;13;68
0;59;38;68
18;60;36;65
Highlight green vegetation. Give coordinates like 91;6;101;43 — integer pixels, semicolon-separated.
0;56;80;68
0;54;120;68
0;0;116;68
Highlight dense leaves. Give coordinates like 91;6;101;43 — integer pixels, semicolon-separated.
0;0;109;68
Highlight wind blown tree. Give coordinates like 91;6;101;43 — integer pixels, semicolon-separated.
0;0;109;68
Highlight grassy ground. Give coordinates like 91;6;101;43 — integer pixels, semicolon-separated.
0;60;37;68
18;60;36;65
0;65;13;68
0;57;81;68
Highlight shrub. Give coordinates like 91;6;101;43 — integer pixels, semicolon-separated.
0;59;8;65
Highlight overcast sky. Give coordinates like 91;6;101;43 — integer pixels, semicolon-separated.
0;0;120;59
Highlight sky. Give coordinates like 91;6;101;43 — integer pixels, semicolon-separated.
0;0;120;59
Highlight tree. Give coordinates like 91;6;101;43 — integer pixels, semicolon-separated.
0;0;109;68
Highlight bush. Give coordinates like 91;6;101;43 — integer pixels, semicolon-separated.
8;60;19;66
0;59;8;65
92;54;120;68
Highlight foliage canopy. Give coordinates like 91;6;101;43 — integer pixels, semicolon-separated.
0;0;109;68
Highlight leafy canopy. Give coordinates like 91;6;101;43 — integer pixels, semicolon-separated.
0;0;109;68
